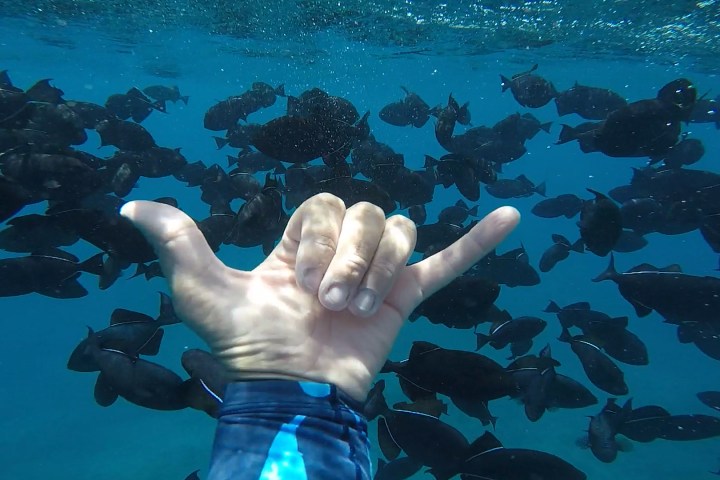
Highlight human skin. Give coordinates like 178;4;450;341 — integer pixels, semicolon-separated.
120;193;520;402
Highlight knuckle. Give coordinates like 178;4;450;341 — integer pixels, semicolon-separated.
349;201;385;220
368;259;396;283
341;252;372;280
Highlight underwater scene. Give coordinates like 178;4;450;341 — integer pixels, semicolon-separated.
1;1;719;479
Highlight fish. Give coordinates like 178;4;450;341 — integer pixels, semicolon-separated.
181;349;228;418
475;312;547;359
143;84;189;105
378;86;440;128
538;234;584;272
458;431;587;480
592;254;720;327
364;380;474;480
0;248;104;298
105;87;166;123
698;391;720;412
564;78;697;158
500;64;557;108
485;174;546;199
410;275;500;329
67;292;178;372
554;83;628;119
558;327;629;395
374;456;422;480
88;342;189;411
382;341;516;402
578;189;622;256
96;118;157;151
438;199;478;225
531;193;583;218
585;398;632;463
470;245;541;287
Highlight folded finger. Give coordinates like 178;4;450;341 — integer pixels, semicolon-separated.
273;193;346;293
317;202;387;311
347;214;417;317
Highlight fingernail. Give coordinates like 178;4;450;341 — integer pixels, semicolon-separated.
354;288;376;314
323;284;349;308
300;268;322;292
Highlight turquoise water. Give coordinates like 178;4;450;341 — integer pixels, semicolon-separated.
1;2;719;479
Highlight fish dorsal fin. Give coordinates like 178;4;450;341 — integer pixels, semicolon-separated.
566;301;591;310
110;308;154;325
466;431;503;460
410;341;441;358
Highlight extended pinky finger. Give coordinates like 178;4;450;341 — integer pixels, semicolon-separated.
347;214;417;317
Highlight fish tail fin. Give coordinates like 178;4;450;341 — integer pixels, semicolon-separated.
592;253;618;282
213;136;229;150
558;326;572;343
535;181;547;197
544;300;561;313
468;204;479;217
570;238;585;253
500;75;511;92
79;252;106;276
274;84;286;97
157;291;180;325
362;379;388;420
557;124;578;144
180;96;190;105
540;121;552;133
475;333;491;350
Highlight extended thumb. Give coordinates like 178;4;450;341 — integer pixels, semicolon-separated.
120;200;223;281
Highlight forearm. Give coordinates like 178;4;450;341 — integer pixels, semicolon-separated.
207;379;372;480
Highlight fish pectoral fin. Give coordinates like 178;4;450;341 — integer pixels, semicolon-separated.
94;372;119;407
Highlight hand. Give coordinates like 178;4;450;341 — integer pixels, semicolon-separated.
120;193;520;402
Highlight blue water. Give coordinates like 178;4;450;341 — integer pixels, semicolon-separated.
1;5;719;479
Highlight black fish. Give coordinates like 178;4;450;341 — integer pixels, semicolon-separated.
181;349;228;418
0;213;79;252
67;292;178;372
554;83;627;120
407;204;426;225
567;78;697;157
143;84;189;105
500;64;557;108
0;248;104;298
415;221;467;255
698;391;720;412
438;200;478;225
539;234;584;272
531;193;583;218
96;118;157;151
458;431;587;480
88;341;189;411
310;176;396;214
648;137;705;169
410;275;500;329
378;86;439;128
374;456;422;480
593;255;720;326
586;398;632;463
558;328;629;395
364;380;472;479
475;313;547;359
226;174;289;255
471;245;541;287
578;189;622;256
382;341;516;402
485;174;546;199
105;87;165;123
